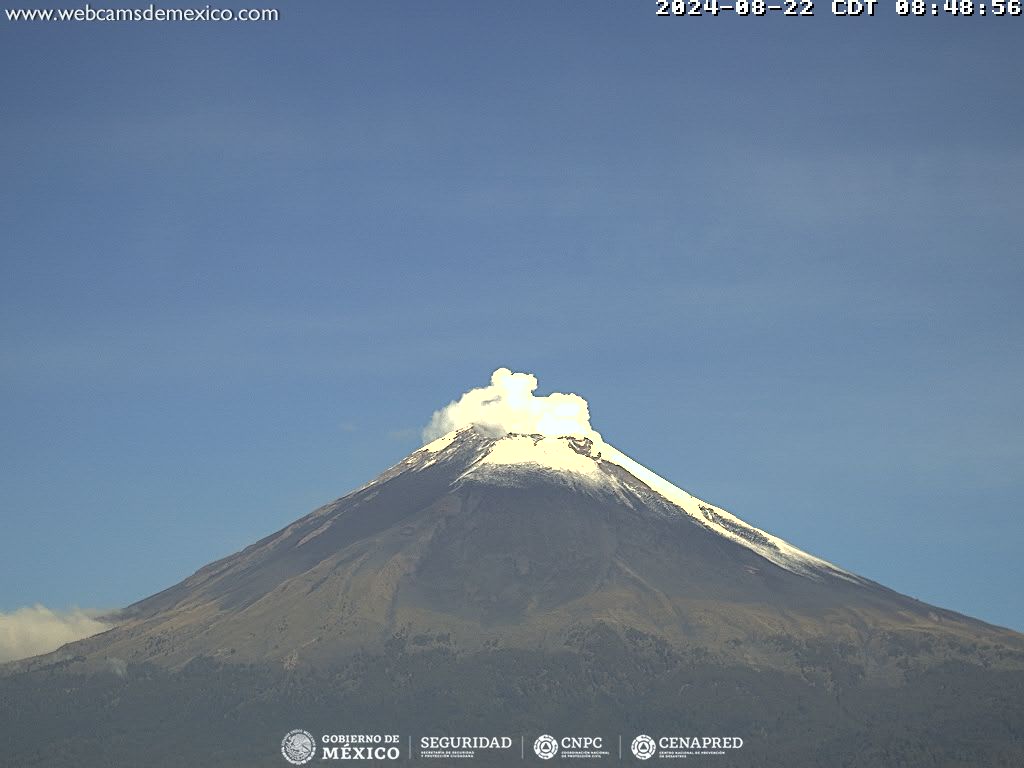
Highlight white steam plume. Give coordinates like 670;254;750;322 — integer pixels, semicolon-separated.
423;368;600;443
0;604;109;663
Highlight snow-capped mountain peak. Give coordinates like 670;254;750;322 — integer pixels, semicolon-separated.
413;427;858;584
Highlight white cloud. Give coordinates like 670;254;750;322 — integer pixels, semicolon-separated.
0;605;109;663
423;368;600;443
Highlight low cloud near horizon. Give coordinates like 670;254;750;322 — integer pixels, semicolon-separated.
0;604;109;663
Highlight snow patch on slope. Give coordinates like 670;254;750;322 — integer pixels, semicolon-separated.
418;428;859;583
601;440;858;582
479;435;604;478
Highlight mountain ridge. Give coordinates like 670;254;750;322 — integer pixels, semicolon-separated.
7;427;1022;679
4;424;1024;767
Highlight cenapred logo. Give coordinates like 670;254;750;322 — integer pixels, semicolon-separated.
631;734;743;760
281;729;316;765
631;734;656;760
533;734;559;760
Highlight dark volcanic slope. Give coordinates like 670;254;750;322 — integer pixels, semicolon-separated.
3;427;1024;768
12;427;1023;678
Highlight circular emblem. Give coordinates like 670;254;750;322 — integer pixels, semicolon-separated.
534;734;559;760
631;734;656;760
281;729;316;765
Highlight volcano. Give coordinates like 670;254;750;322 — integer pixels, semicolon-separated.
4;421;1024;767
20;426;1021;672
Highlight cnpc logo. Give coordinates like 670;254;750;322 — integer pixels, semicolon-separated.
533;734;605;759
533;735;559;760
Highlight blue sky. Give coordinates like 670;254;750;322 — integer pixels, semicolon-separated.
1;4;1022;632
